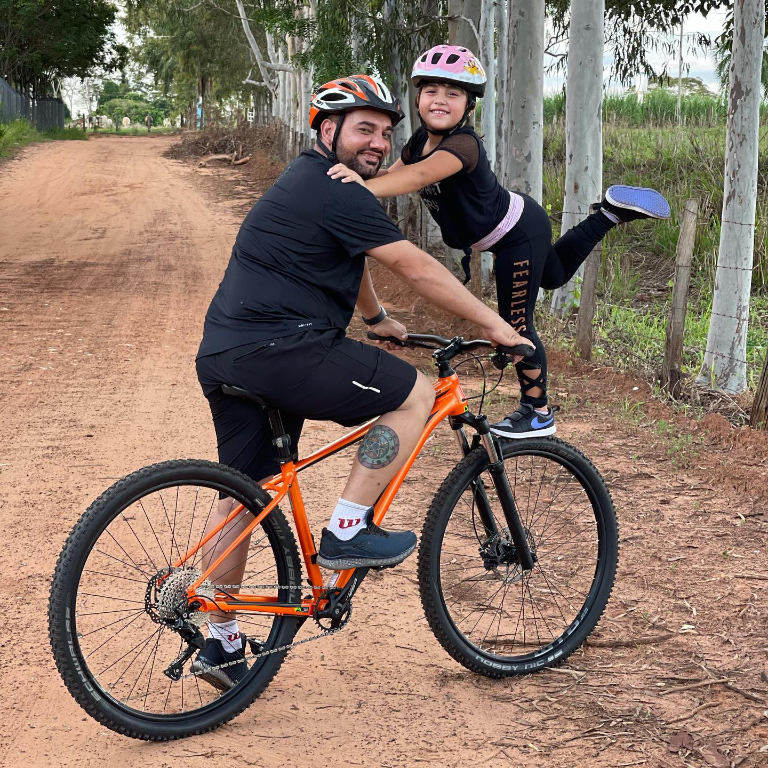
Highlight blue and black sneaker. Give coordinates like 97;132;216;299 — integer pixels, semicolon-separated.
190;634;250;691
317;510;417;570
601;185;671;222
490;403;556;439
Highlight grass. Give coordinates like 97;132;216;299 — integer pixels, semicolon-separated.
0;119;87;157
536;116;768;407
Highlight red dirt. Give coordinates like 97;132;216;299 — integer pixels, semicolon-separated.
2;135;768;767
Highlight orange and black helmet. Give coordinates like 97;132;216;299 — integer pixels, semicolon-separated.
309;74;405;131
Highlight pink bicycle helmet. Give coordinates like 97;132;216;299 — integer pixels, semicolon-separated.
411;45;486;98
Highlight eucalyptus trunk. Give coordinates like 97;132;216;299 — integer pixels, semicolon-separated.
448;0;481;51
494;0;508;172
503;0;543;199
697;0;764;393
550;0;604;316
479;0;496;168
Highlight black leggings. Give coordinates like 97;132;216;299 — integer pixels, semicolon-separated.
493;194;615;408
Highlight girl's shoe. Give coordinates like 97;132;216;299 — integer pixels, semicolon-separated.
490;403;556;439
602;185;671;221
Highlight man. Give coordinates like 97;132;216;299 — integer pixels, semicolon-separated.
192;75;528;689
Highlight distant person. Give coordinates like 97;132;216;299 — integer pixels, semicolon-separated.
145;114;153;133
329;45;671;439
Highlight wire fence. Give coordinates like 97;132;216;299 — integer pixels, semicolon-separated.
0;77;65;131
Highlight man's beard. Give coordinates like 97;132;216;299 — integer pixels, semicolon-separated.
335;140;384;180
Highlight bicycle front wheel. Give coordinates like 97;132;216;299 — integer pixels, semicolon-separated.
418;437;618;676
49;459;302;740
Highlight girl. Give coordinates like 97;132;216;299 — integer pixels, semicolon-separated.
329;45;670;438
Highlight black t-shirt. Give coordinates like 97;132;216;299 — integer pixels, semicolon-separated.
401;125;510;250
198;150;405;357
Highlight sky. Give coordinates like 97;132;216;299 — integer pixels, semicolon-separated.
545;8;732;94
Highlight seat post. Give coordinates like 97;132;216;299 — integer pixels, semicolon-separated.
265;406;293;462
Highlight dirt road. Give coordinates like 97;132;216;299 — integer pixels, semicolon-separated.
2;135;768;767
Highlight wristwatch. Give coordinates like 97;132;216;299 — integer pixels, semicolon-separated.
362;306;388;326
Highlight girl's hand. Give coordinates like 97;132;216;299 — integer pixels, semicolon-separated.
327;163;367;188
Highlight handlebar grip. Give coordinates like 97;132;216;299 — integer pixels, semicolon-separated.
367;331;408;347
497;343;536;358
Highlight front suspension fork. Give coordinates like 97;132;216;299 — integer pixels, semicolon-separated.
451;416;536;571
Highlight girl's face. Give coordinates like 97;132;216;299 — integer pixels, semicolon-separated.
418;83;469;131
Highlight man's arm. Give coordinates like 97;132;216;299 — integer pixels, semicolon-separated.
366;240;529;350
356;258;408;344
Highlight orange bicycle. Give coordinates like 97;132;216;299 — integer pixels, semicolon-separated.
49;332;618;740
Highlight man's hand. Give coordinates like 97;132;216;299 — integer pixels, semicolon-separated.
480;318;534;364
368;316;408;350
327;163;367;188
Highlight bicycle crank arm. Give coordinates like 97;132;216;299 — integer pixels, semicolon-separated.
479;433;536;571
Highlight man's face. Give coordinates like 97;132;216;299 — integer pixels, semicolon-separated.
331;110;393;179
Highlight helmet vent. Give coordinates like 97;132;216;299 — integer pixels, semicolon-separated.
323;92;348;102
431;52;442;65
420;54;428;62
458;48;467;52
446;54;460;64
337;81;355;90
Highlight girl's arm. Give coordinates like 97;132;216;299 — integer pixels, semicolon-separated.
373;157;404;177
329;150;463;198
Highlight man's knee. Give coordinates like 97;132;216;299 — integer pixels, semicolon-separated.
399;371;435;414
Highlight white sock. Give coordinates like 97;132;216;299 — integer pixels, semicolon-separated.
208;619;243;653
600;207;620;224
534;406;549;414
328;498;369;540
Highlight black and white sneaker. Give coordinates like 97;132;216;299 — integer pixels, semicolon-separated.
190;634;250;691
490;403;556;439
602;185;671;222
317;512;417;570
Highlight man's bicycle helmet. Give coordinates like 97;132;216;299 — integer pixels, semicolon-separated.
309;74;405;131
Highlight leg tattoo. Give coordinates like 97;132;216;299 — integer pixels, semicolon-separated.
358;424;400;469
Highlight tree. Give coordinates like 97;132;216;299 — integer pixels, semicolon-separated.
697;0;765;393
550;0;605;316
502;0;544;199
0;0;125;95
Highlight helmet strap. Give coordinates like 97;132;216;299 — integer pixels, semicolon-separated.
316;112;346;162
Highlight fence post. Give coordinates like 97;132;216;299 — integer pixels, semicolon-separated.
750;350;768;429
661;199;698;397
576;242;601;359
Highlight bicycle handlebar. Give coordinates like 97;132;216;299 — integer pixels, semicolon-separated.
366;332;535;360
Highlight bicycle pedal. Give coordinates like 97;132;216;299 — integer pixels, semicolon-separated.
247;638;264;655
372;563;398;571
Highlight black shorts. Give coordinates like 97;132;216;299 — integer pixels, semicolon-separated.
196;329;418;482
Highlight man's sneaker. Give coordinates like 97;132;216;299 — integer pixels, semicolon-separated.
602;185;671;222
190;634;250;691
317;512;417;570
490;403;556;439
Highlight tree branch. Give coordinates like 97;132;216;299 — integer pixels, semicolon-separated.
233;0;276;97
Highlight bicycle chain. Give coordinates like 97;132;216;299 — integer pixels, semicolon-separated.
176;581;345;682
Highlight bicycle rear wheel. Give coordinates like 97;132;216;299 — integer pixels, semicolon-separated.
418;437;618;676
49;459;301;739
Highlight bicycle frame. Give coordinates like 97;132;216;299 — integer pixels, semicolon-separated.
181;371;472;618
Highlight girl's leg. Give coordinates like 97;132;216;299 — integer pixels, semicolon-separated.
540;210;615;290
493;200;551;410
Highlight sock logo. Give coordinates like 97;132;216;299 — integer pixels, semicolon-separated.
338;518;362;529
227;632;241;642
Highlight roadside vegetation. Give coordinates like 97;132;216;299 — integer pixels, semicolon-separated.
534;90;768;412
0;119;87;158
